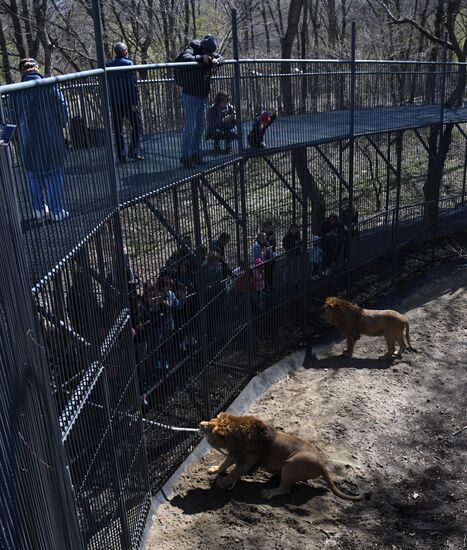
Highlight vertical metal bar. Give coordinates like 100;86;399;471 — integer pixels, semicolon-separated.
301;151;309;338
291;163;297;224
392;131;403;278
385;132;391;221
91;0;121;201
233;164;241;264
238;159;255;374
462;139;467;206
440;31;448;124
346;22;356;294
231;9;244;154
191;178;210;417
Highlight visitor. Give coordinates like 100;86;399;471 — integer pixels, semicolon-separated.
206;92;237;153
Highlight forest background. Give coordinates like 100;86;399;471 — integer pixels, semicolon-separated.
0;0;466;84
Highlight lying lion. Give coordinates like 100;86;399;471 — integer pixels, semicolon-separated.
199;412;362;501
323;296;413;358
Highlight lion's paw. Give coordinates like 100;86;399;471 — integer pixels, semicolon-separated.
207;465;219;474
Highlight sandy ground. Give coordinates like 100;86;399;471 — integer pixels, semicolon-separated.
147;263;467;550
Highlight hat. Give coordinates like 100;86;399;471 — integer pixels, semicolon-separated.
200;34;217;53
259;111;271;125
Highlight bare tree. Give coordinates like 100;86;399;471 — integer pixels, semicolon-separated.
374;0;466;226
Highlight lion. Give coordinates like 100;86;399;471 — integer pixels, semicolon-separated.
323;296;413;359
199;412;362;501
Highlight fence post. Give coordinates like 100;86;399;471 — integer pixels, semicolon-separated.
190;178;211;418
231;8;244;155
392;130;403;279
91;0;121;200
301;152;309;338
440;32;448;124
0;146;84;550
232;9;255;373
346;22;356;295
462;139;467;206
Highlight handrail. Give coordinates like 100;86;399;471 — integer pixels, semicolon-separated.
2;57;466;95
0;68;104;93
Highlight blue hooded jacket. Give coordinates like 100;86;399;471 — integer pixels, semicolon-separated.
16;71;69;174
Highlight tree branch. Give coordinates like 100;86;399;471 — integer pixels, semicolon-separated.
373;0;454;51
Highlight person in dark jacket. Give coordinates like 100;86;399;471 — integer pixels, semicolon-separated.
248;111;276;148
282;223;302;287
176;35;223;168
206;92;237;153
320;213;344;273
106;43;143;163
16;58;69;221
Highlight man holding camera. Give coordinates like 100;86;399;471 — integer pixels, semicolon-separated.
176;35;223;168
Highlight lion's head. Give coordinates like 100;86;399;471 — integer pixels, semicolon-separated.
323;296;363;326
200;412;275;453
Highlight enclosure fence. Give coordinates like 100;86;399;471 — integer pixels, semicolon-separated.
1;28;467;550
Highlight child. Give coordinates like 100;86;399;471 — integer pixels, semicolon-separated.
206;92;237;152
308;235;323;280
247;111;276;148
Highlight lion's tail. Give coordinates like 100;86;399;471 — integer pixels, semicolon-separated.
321;466;362;501
405;322;416;352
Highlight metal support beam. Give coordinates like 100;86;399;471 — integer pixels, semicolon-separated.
262;156;303;204
144;198;193;251
412;128;438;162
454;123;467;140
315;144;349;191
198;174;242;222
365;135;398;178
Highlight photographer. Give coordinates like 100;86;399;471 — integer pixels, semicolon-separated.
176;35;223;168
206;92;237;153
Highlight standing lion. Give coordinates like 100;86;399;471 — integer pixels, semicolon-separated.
323;296;413;358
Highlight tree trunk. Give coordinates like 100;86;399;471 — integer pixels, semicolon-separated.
0;23;13;83
423;124;454;226
280;0;325;231
292;148;326;233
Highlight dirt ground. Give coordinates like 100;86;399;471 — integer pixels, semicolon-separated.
147;262;467;550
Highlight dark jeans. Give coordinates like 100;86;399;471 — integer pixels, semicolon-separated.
111;103;141;160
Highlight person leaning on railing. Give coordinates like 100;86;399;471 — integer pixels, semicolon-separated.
16;58;70;222
106;43;143;163
174;34;224;168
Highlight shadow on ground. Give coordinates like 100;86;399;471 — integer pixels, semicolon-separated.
169;477;328;515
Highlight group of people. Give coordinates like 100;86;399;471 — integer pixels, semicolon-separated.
10;35;277;222
108;34;277;168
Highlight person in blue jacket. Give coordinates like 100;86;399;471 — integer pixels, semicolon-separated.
106;43;143;163
176;35;223;168
16;58;70;221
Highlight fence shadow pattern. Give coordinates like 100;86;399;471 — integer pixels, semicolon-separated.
0;59;466;549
